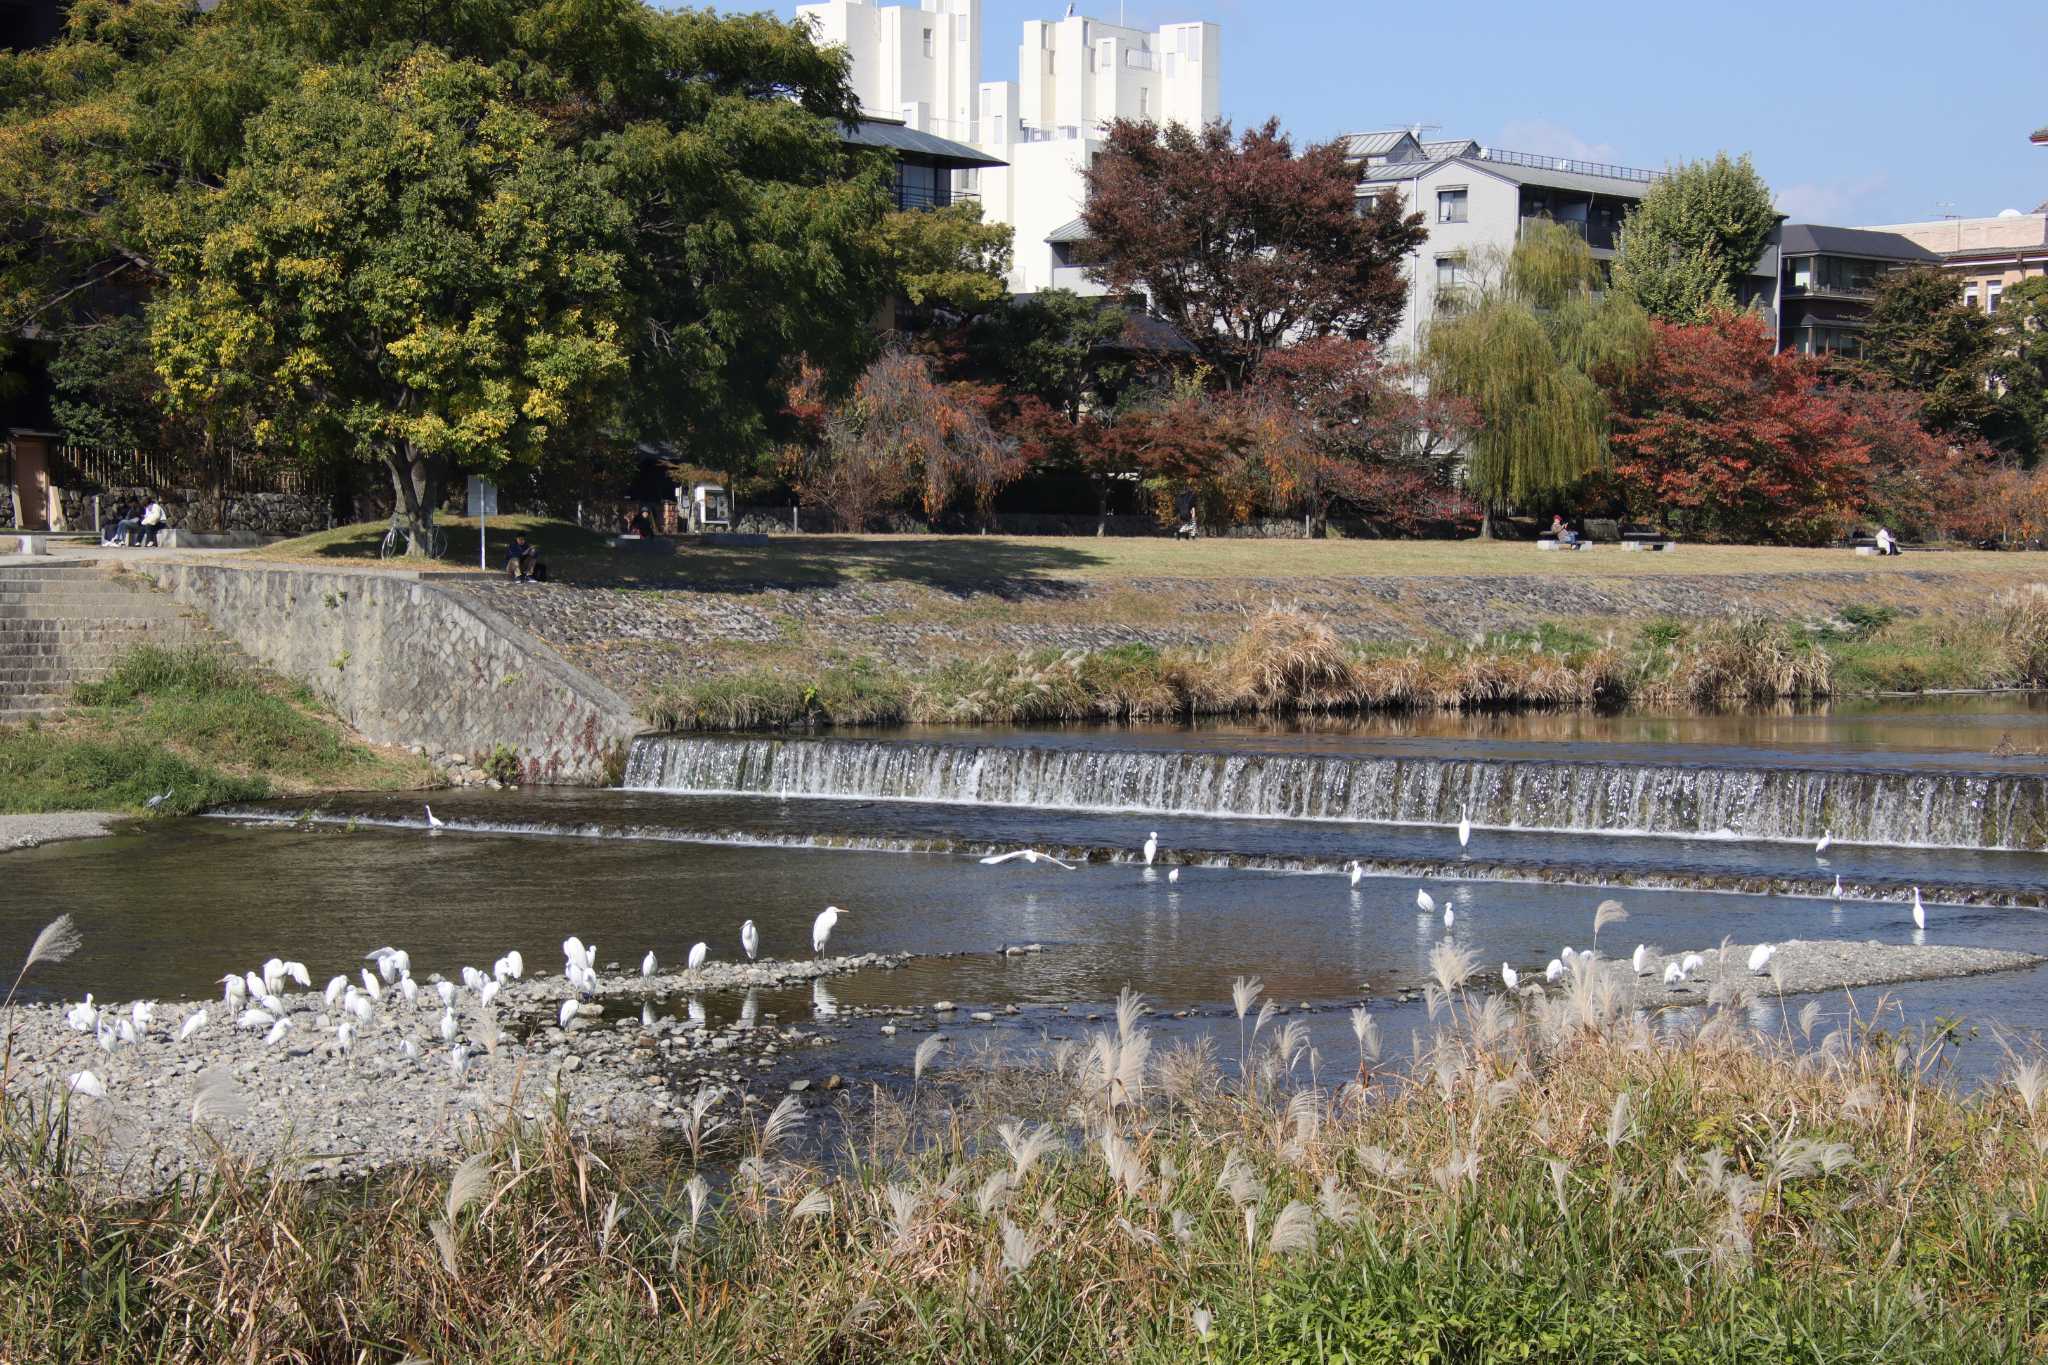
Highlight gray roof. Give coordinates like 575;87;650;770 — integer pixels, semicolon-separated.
1354;153;1654;200
1779;224;1941;262
1357;156;1448;184
1340;129;1424;160
1421;138;1480;159
839;118;1006;169
1045;216;1091;243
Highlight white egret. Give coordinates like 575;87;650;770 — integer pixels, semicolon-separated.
346;994;373;1024
1168;867;1180;884
1142;832;1158;866
1747;943;1776;974
400;1039;421;1062
1560;947;1577;967
116;1019;136;1046
96;1019;117;1052
336;1020;355;1053
359;968;382;1001
1443;904;1454;929
740;921;758;961
503;950;523;979
1912;887;1926;931
690;941;710;970
979;849;1077;870
283;961;311;988
440;1009;458;1041
1663;962;1684;988
642;951;657;978
218;975;246;1007
1815;832;1832;854
1347;860;1363;888
243;971;265;1000
238;1007;276;1030
477;980;500;1008
1501;963;1518;990
1631;944;1648;975
425;805;446;831
1544;958;1564;982
1416;889;1436;915
261;958;286;995
258;992;285;1015
558;998;579;1029
449;1043;469;1078
461;966;486;994
1680;952;1706;977
1457;814;1472;848
812;905;845;954
325;976;348;1006
399;976;418;1006
178;1009;207;1041
435;981;456;1008
1833;875;1844;899
264;1017;291;1046
66;1071;107;1098
65;996;97;1032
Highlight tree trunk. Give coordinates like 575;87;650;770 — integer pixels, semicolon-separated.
385;443;445;557
1093;476;1109;537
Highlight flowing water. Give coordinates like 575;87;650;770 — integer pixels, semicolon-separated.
10;700;2048;1081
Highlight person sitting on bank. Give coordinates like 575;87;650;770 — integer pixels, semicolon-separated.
138;496;167;546
105;500;139;546
1875;526;1900;556
504;530;539;581
1548;514;1581;547
631;506;655;538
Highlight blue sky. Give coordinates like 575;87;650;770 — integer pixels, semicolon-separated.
782;0;2048;225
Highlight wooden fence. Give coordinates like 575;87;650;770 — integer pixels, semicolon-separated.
54;443;309;496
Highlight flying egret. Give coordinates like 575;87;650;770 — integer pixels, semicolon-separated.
1815;832;1832;855
979;848;1078;870
1912;887;1926;931
1631;944;1648;975
1142;832;1158;866
177;1009;207;1041
1457;814;1472;848
689;941;709;970
740;920;758;961
1544;958;1564;982
1501;963;1518;990
558;998;578;1029
813;905;845;954
642;951;657;978
1747;943;1776;975
1416;889;1436;915
1347;860;1363;888
425;805;446;831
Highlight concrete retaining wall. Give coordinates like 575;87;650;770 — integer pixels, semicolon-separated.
133;561;640;784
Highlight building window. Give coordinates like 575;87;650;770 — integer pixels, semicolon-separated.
1137;89;1147;118
1789;257;1813;290
922;27;933;57
1965;286;1979;310
1437;188;1467;224
1989;282;2004;313
1435;256;1466;289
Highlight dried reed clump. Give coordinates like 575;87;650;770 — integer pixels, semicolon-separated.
1669;613;1832;706
1211;606;1360;712
1992;583;2048;686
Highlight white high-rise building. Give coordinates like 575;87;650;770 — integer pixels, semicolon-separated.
795;0;1221;295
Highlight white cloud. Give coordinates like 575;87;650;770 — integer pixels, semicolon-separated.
1492;119;1618;165
1772;174;1889;224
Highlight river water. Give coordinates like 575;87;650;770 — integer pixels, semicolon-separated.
8;700;2048;1081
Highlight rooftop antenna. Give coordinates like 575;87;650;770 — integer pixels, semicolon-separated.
1936;200;1959;219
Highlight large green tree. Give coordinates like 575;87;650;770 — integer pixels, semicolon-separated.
1857;266;2018;450
1992;275;2048;462
1611;153;1777;324
1424;220;1652;533
0;0;894;552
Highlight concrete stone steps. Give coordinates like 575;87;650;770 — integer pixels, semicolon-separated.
0;562;233;718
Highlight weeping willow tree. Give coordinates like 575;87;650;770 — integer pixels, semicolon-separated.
1425;220;1652;535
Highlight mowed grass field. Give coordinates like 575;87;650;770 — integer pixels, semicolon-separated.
254;518;2047;587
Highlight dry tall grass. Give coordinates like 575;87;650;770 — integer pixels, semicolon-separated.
6;961;2045;1361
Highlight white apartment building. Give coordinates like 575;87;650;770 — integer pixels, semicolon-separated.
795;0;1221;294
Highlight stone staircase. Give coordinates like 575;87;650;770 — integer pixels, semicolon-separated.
0;562;219;721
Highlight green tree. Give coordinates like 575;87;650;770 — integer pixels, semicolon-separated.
1611;153;1777;324
0;0;894;552
1857;266;2015;448
1992;275;2048;462
1424;220;1652;534
877;202;1012;319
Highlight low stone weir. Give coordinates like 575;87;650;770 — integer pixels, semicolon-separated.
622;734;2048;851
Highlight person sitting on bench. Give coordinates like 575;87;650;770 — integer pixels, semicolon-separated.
105;499;140;546
1875;526;1900;556
137;496;167;546
1548;514;1581;547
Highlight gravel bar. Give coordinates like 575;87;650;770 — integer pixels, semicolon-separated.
5;952;918;1192
2;811;125;852
1514;938;2044;1008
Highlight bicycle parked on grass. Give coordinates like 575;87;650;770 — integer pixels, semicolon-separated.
379;515;447;560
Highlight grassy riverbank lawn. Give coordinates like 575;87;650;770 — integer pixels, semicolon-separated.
4;944;2045;1360
0;646;432;816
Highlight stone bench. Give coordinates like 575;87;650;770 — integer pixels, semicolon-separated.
1621;539;1677;552
13;533;48;555
1535;538;1588;551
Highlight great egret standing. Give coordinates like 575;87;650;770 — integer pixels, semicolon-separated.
1416;889;1436;915
1912;887;1926;931
1167;867;1180;884
813;905;845;954
1630;944;1648;975
1457;814;1472;848
689;941;710;970
1142;832;1158;866
1815;831;1832;855
740;920;759;961
1346;860;1363;888
641;951;657;978
1501;963;1518;990
1747;943;1776;975
1833;875;1843;899
425;805;445;831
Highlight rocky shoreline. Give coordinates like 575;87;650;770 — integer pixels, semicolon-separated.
2;811;126;852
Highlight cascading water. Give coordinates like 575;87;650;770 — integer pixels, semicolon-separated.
622;734;2048;851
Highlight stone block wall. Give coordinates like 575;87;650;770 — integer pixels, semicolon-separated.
133;561;641;784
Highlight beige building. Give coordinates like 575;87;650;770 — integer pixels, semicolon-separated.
1858;205;2048;315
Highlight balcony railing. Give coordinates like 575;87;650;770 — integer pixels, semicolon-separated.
891;185;978;211
1519;216;1619;252
1481;147;1658;183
